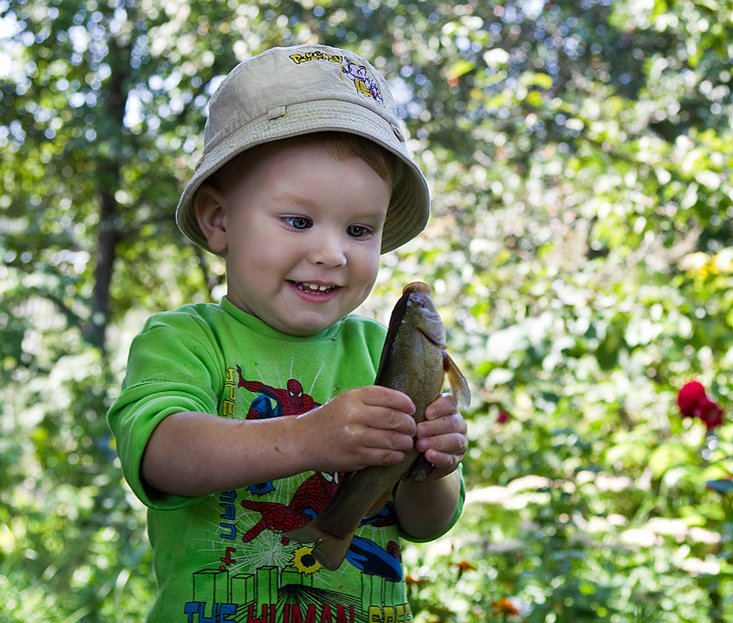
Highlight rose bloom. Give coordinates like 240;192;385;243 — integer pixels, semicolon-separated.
677;381;724;430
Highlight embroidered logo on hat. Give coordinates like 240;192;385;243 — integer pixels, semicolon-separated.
288;51;385;107
340;60;384;105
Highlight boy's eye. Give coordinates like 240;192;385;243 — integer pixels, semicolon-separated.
284;216;312;230
347;224;370;238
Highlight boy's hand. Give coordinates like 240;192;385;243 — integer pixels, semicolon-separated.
299;386;417;473
414;393;468;480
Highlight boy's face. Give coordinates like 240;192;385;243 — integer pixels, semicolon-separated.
196;139;392;336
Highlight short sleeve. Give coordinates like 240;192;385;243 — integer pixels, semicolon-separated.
107;310;224;509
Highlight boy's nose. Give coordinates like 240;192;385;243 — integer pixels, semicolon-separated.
309;232;347;267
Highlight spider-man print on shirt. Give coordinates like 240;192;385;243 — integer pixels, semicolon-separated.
241;471;339;543
234;365;404;581
237;365;318;419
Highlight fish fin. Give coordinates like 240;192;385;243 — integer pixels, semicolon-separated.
282;520;325;546
444;353;471;408
311;531;356;571
284;521;354;571
405;454;433;481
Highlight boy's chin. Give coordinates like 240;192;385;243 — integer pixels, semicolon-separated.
279;318;341;337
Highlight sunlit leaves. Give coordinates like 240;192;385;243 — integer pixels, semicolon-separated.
1;0;732;621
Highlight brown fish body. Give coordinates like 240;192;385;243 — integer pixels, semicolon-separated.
284;282;470;570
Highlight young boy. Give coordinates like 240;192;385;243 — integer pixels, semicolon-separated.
108;44;468;623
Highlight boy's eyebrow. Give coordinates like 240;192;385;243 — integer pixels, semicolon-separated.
273;192;388;218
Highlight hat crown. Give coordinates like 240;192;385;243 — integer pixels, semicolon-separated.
202;45;400;162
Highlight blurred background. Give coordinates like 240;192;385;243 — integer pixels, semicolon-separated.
1;0;731;620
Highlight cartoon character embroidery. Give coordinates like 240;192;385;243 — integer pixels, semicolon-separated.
341;60;384;105
237;366;319;419
240;471;340;543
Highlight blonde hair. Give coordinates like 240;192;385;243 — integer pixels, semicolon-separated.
209;132;397;192
323;132;396;183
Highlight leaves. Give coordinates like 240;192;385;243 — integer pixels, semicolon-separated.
1;0;732;621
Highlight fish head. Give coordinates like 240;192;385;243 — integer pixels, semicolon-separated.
401;282;446;348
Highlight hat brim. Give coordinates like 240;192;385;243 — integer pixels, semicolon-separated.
175;98;430;255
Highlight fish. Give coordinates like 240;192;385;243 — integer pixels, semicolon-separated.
284;281;471;570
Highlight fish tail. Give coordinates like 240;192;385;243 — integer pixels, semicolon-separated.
284;521;354;571
311;532;355;571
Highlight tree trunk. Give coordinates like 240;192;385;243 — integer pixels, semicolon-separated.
84;33;130;353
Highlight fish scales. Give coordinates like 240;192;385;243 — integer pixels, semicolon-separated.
283;281;470;570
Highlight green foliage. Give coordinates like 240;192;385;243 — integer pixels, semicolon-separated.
1;0;731;621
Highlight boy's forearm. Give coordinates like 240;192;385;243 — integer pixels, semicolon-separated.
393;470;462;540
141;411;312;497
139;386;420;498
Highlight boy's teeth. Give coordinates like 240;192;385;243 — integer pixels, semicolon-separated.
300;282;334;292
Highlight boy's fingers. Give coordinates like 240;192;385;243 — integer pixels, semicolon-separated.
382;408;418;436
417;431;468;456
344;412;415;449
361;385;416;414
424;393;458;419
418;412;467;438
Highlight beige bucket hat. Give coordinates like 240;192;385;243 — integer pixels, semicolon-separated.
175;44;430;254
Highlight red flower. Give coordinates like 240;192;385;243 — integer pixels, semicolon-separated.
497;410;510;424
677;381;724;430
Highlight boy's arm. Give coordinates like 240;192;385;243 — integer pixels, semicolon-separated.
141;385;418;497
394;471;463;540
394;394;468;539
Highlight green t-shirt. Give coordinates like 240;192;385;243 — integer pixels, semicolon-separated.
108;297;463;623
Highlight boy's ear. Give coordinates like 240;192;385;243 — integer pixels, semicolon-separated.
194;185;228;254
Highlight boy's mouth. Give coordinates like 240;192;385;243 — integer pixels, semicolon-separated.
291;281;338;294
